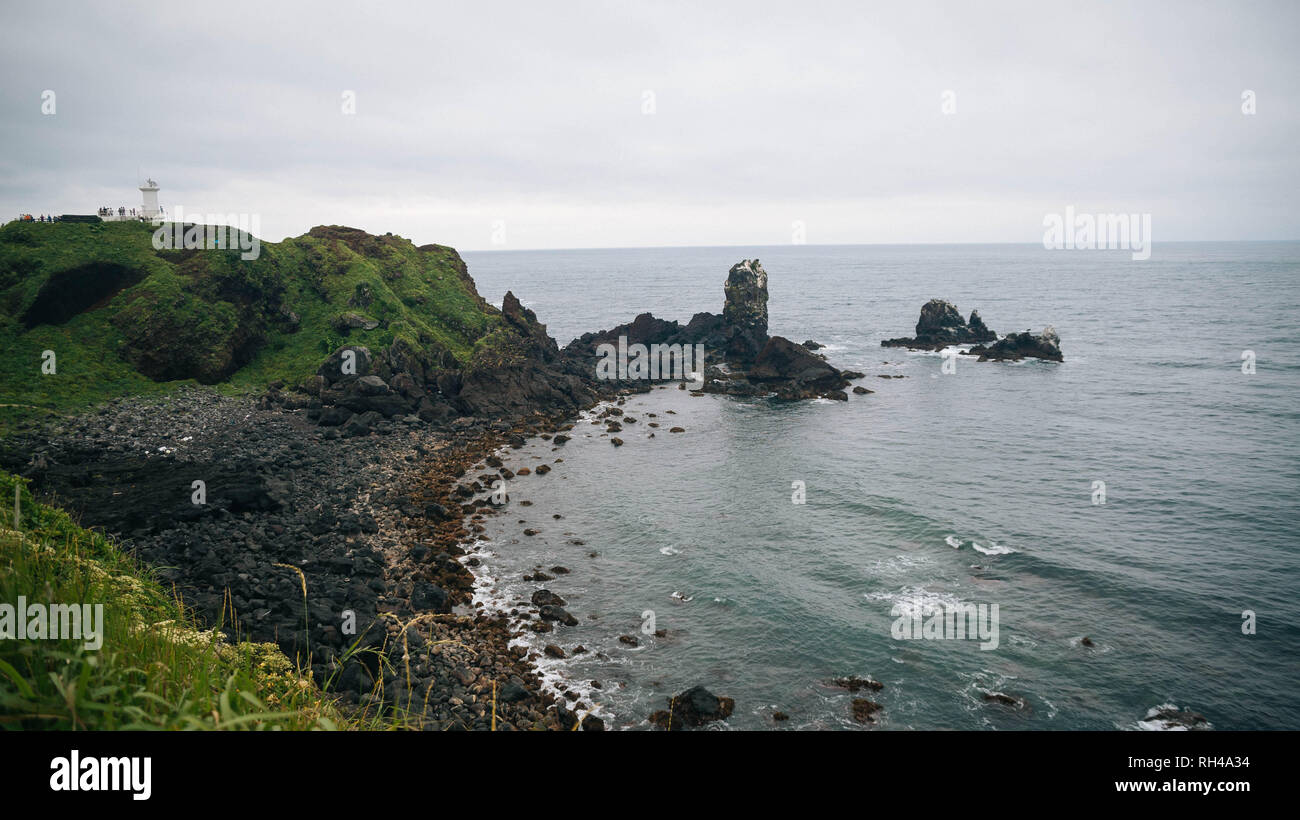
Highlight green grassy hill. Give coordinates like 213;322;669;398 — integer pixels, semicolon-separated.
0;220;505;434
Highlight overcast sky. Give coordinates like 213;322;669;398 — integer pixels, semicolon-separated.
1;1;1296;250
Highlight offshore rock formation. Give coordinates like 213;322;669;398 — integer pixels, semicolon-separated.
884;299;1063;363
968;327;1063;362
562;259;862;400
881;298;996;350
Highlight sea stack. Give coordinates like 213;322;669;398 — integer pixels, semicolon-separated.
722;258;769;364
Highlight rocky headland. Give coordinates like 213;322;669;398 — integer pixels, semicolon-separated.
3;220;882;729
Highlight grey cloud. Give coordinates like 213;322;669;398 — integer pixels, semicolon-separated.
1;0;1296;248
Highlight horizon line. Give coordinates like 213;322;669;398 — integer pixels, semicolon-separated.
459;238;1300;254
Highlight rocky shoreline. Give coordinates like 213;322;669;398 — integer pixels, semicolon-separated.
1;388;612;729
5;381;752;729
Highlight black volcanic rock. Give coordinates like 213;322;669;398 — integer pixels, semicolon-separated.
883;299;1061;362
1142;706;1211;730
307;283;595;426
411;582;450;613
560;258;857;400
531;589;566;607
851;698;883;724
967;310;995;343
915;298;964;338
440;291;595;418
342;410;382;436
722;258;769;363
336;376;411;417
538;604;578;626
971;327;1063;362
560;312;715;391
501;290;560;363
604;312;684;346
748;336;845;398
648;685;736;730
499;680;533;703
684;311;726;342
883;299;996;349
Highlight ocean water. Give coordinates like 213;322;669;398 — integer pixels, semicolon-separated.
460;243;1300;730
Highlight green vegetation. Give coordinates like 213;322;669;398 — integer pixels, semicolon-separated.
0;470;465;730
0;220;503;436
0;470;343;728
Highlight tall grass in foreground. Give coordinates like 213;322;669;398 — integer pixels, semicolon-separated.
0;470;529;730
0;470;385;730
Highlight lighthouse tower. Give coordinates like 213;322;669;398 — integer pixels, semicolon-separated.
139;179;161;220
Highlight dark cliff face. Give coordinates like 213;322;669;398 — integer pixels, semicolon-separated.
453;289;594;417
562;312;723;372
454;321;593;419
500;290;560;363
307;288;597;429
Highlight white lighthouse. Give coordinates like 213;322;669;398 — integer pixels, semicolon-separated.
139;178;161;220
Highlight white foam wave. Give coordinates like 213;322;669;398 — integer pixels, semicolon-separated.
864;586;965;617
1135;704;1212;731
972;540;1017;556
462;539;612;722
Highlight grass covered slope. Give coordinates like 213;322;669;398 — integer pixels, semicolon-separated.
0;470;351;729
0;220;503;433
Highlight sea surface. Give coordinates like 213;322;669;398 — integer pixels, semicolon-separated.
460;242;1300;730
